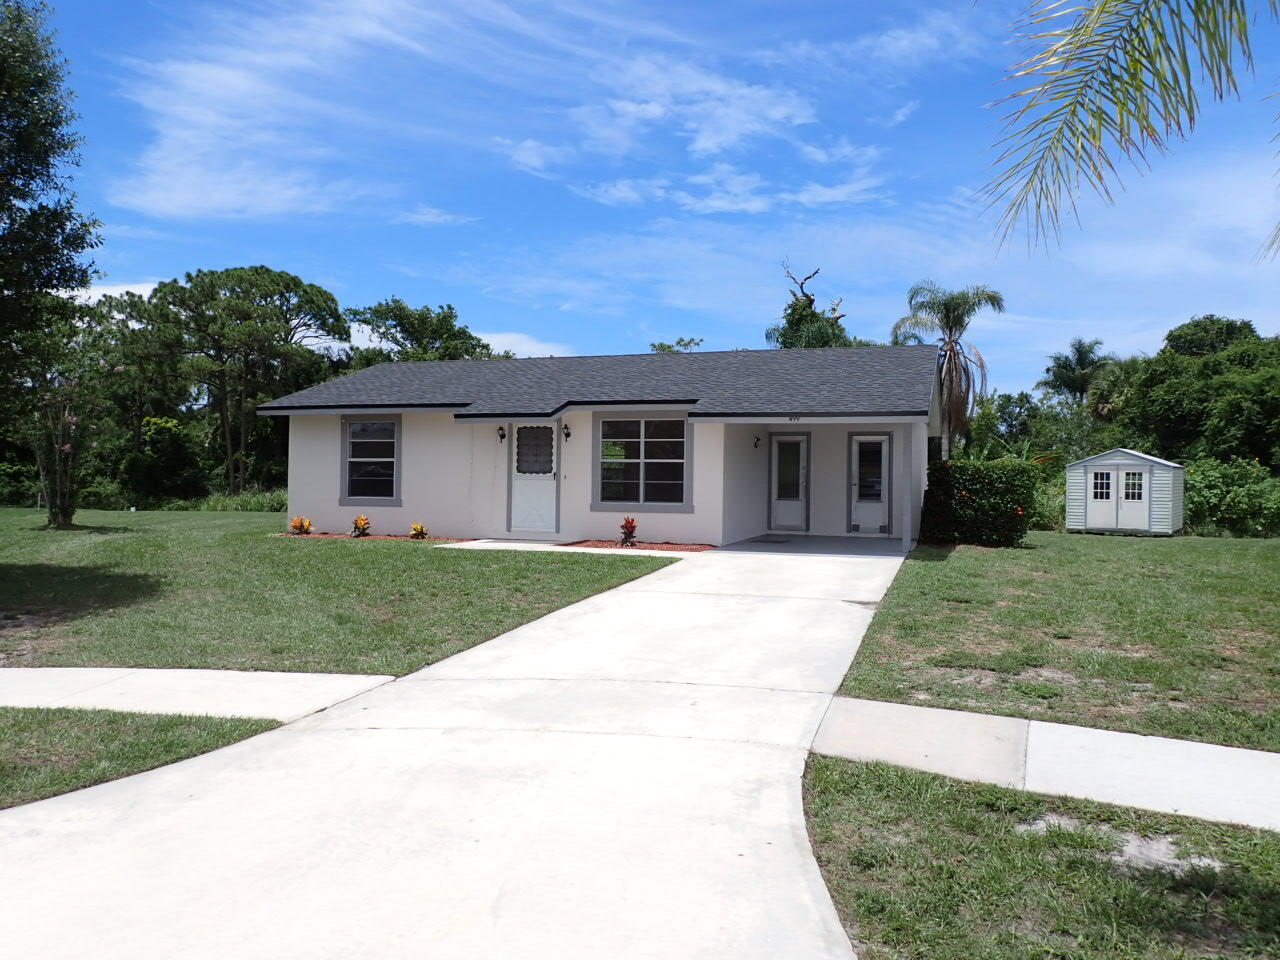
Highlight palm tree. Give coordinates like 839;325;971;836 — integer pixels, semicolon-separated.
1086;355;1146;421
1037;337;1114;402
984;1;1280;254
892;281;1005;457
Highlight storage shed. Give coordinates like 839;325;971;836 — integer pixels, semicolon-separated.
1065;449;1184;535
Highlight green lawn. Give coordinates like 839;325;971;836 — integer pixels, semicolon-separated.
806;756;1280;960
0;508;670;675
841;532;1280;752
0;706;276;809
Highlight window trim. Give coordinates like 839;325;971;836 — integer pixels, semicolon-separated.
339;413;402;507
1123;470;1144;501
590;411;694;514
1091;470;1111;501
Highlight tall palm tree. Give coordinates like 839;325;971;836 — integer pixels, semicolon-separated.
892;281;1005;456
984;1;1280;254
1086;354;1147;421
1037;337;1114;401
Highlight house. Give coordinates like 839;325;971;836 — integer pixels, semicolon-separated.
258;346;942;549
1065;448;1185;535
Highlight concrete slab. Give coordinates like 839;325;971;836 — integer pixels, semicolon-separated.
291;677;833;749
435;538;700;556
0;727;852;960
620;551;903;603
424;591;874;693
813;698;1029;788
0;667;391;722
1025;721;1280;832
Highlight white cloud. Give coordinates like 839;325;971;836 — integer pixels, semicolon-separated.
671;164;772;214
799;139;880;165
494;137;576;173
396;204;478;225
573;177;669;205
79;281;161;302
778;171;884;206
473;331;575;356
874;100;919;128
763;10;988;75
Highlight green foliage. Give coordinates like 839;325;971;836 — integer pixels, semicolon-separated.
0;0;100;405
920;458;1038;547
1163;314;1258;357
1184;458;1280;538
650;336;703;353
765;266;872;349
345;298;511;361
1031;472;1066;531
77;475;129;510
1036;336;1113;400
0;460;38;506
119;416;204;503
160;489;288;513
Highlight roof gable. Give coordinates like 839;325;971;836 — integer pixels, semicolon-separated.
1066;448;1184;469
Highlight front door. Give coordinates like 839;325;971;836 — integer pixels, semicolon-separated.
769;435;808;531
1117;467;1148;529
848;435;890;535
510;423;557;533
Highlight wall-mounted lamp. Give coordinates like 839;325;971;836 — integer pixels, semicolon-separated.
497;426;507;443
753;435;761;449
561;423;572;441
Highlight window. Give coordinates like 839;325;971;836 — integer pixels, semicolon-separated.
1124;471;1144;501
1091;471;1111;500
345;419;397;500
516;426;554;474
775;441;801;500
599;418;685;504
857;441;884;501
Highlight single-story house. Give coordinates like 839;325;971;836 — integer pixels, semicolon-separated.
258;346;942;549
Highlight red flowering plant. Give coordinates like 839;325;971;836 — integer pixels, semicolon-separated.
618;516;638;547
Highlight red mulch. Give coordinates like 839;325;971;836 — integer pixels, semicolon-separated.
272;533;471;543
558;540;716;552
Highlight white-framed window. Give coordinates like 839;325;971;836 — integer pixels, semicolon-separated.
1124;471;1144;501
1091;471;1111;500
344;418;398;501
599;418;685;504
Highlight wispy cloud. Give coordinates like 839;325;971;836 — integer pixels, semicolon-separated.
474;331;575;356
872;100;919;128
493;137;576;174
396;204;478;226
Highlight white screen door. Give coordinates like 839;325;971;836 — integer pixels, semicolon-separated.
1086;469;1115;528
848;435;889;535
770;435;808;531
510;424;557;532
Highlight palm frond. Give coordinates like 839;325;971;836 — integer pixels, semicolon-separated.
984;0;1260;249
891;314;941;342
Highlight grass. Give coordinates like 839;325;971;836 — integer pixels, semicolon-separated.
841;532;1280;752
0;706;276;809
0;508;670;675
805;756;1280;960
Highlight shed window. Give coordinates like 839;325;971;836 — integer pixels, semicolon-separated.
346;420;397;499
1123;471;1144;501
600;418;685;504
1091;471;1111;500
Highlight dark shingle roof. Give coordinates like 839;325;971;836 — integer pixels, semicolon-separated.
259;346;938;418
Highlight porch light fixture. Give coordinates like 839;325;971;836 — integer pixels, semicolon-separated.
561;423;572;441
497;426;506;443
753;435;760;449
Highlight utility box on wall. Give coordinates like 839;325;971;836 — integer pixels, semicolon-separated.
1065;448;1184;535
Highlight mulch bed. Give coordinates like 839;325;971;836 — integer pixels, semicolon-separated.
558;540;716;552
272;533;471;543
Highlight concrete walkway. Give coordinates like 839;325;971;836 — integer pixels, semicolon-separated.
0;538;902;960
0;667;391;722
815;698;1280;832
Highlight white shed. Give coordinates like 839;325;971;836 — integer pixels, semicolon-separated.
1065;449;1184;535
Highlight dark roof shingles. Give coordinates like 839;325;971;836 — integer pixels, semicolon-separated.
259;346;938;417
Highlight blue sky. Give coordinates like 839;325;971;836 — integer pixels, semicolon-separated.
56;0;1280;391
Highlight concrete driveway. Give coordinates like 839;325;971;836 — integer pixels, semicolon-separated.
0;538;901;960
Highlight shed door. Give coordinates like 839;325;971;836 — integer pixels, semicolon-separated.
1117;468;1148;529
1085;469;1116;529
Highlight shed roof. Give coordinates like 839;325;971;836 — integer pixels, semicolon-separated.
1066;448;1184;469
259;346;939;419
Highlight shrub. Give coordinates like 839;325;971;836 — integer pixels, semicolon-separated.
78;476;130;510
0;461;39;506
409;522;428;539
618;515;638;547
288;515;312;535
1030;474;1066;532
351;514;371;538
1184;458;1280;537
920;458;1038;547
162;490;288;512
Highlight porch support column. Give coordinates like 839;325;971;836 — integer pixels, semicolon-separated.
902;421;927;553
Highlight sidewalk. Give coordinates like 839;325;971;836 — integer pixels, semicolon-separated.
0;667;391;722
815;697;1280;831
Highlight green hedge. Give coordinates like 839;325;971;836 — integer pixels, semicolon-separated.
920;459;1038;547
1184;458;1280;537
159;490;288;512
